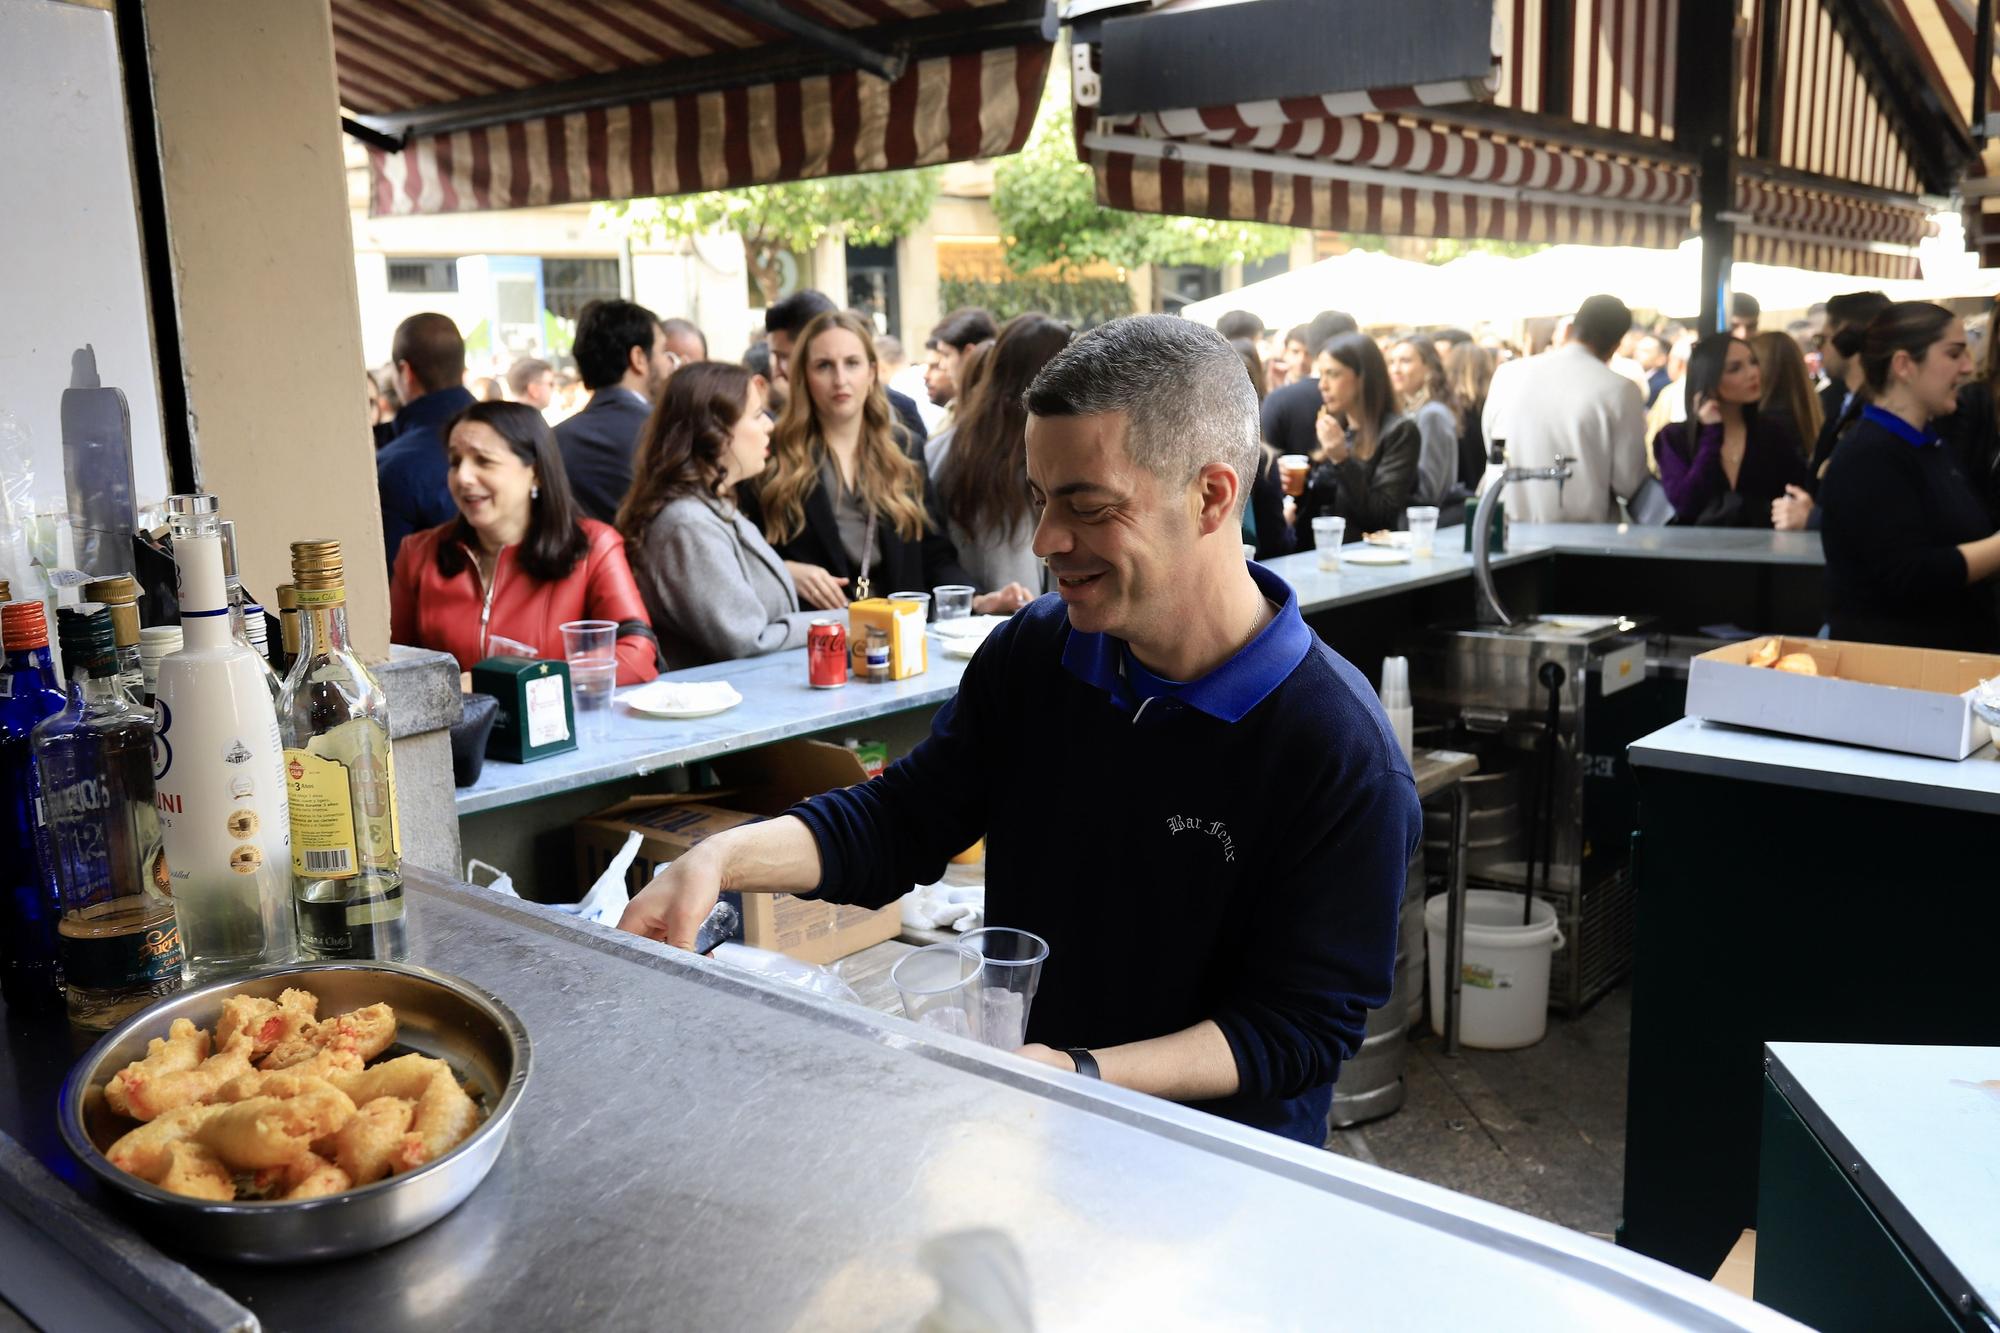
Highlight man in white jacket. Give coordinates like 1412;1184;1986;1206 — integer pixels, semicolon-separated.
1482;295;1650;523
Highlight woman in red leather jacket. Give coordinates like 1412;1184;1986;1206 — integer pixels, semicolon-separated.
391;401;661;685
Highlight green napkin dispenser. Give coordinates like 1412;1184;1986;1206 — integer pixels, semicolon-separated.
470;656;577;762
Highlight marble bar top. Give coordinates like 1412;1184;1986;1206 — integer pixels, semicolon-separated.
1629;716;2000;816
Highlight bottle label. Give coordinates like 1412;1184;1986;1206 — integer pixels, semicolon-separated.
285;747;360;878
294;587;346;609
285;718;400;879
296;883;405;959
59;919;184;990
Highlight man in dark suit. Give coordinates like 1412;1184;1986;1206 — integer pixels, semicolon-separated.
1259;309;1357;458
555;300;678;523
764;290;927;448
376;312;475;571
1811;290;1889;474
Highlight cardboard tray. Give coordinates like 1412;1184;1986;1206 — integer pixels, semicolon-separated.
1685;637;2000;761
574;739;900;964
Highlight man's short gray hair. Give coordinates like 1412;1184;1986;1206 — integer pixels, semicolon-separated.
1023;314;1261;514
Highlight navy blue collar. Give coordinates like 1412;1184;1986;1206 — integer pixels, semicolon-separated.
1059;563;1312;722
392;385;476;436
1862;404;1938;448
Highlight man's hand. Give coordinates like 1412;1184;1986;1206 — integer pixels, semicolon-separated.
1771;484;1813;531
1015;1043;1076;1071
617;849;724;949
786;561;849;610
972;583;1034;615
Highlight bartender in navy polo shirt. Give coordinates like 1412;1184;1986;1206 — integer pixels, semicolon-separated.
620;315;1421;1145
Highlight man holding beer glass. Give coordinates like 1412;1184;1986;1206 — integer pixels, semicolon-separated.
621;316;1420;1146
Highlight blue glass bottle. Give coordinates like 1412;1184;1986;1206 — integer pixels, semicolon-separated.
35;605;182;1029
0;599;70;1012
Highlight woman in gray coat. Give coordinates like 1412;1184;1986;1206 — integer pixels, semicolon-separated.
616;363;824;669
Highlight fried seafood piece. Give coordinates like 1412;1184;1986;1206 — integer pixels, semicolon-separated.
1774;652;1820;676
394;1068;480;1172
250;1150;352;1201
332;1096;416;1186
154;1142;235;1201
1751;637;1782;668
217;1051;365;1104
104;1019;211;1118
107;1103;228;1179
216;988;318;1061
327;1052;450;1106
115;1037;256;1121
261;1001;398;1071
195;1081;357;1170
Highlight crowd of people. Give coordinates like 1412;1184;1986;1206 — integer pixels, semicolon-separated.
373;293;1061;683
1222;287;2000;651
370;275;2000;684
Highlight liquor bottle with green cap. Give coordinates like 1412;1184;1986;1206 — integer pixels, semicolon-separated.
278;538;406;960
154;493;296;979
33;604;182;1028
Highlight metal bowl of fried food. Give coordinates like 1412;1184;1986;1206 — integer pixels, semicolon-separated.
59;961;531;1264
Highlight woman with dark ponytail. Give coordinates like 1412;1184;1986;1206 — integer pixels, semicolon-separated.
1818;302;2000;651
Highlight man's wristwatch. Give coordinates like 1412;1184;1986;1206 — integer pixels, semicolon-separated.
1063;1048;1100;1079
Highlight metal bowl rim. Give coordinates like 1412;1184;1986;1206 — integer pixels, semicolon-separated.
57;959;532;1217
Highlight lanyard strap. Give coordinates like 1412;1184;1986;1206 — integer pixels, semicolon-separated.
854;509;877;601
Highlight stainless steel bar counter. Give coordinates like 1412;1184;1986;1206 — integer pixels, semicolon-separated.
0;870;1800;1331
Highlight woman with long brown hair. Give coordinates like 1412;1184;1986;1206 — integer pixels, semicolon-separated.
1386;336;1463;509
1750;330;1823;452
931;314;1073;595
1444;341;1496;489
615;363;824;668
748;311;1031;614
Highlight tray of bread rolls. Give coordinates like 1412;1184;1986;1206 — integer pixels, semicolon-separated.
59;961;531;1263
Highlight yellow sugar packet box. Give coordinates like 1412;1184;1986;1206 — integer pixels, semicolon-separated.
847;597;927;679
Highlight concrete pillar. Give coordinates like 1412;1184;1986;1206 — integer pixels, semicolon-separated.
142;0;387;659
897;221;941;349
810;234;848;306
1289;230;1317;273
1127;264;1156;314
1222;260;1244;292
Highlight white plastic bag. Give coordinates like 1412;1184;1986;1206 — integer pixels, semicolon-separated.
710;942;863;1005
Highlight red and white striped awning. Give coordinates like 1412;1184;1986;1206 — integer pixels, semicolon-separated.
336;0;1052;217
1078;0;1952;277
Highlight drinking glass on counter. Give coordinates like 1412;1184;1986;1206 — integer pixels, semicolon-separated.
1312;516;1345;570
958;927;1049;1049
559;619;617;741
889;591;931;622
932;585;975;621
891;943;984;1040
1407;506;1440;557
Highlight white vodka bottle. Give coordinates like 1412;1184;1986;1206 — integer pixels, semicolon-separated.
153;494;297;978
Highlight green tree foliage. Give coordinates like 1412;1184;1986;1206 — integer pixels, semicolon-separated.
600;169;942;304
939;275;1134;328
991;55;1294;274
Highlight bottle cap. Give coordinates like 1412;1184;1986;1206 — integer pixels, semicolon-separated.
82;574;142;649
219;520;242;578
0;578;11;602
58;603;117;676
290;539;344;591
166;493;219;519
1;600;49;652
276;584;299;611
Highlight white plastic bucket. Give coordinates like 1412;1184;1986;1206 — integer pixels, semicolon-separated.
1425;890;1566;1050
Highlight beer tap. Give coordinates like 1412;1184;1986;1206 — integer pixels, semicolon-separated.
1473;449;1572;627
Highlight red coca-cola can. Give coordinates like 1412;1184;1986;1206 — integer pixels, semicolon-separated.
807;619;848;688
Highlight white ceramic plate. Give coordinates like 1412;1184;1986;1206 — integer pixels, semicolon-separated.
938;637;983;660
1340;545;1412;566
623;680;744;720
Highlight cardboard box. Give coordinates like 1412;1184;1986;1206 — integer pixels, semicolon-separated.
1686;637;2000;760
574;739;900;963
847;597;927;679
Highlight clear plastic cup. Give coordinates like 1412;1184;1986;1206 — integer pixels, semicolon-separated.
958;927;1049;1049
889;591;931;622
1278;453;1310;495
1312;515;1346;569
560;620;618;742
932;585;974;620
1241;542;1257;562
1406;506;1440;557
891;943;984;1041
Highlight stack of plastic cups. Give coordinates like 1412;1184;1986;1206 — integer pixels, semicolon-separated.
1379;656;1413;764
241;603;270;662
139;625;183;703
